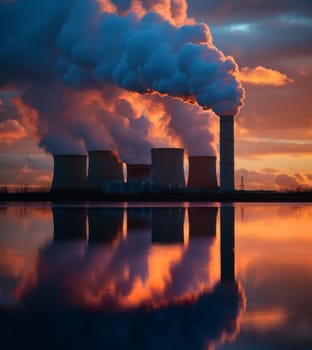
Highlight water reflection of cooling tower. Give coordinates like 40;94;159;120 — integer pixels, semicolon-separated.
88;208;124;244
187;156;218;190
87;150;124;190
220;205;235;282
127;207;152;232
151;148;185;187
188;207;218;237
51;154;87;191
152;207;185;243
52;207;87;242
126;164;152;182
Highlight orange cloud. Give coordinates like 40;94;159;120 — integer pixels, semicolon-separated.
237;66;294;86
0;119;26;144
236;168;312;191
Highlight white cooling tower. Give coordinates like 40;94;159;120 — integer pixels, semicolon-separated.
126;164;152;182
151;148;185;187
187;156;218;190
219;115;234;191
87;150;124;189
51;154;87;191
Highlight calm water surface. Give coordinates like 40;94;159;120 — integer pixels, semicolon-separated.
0;202;312;349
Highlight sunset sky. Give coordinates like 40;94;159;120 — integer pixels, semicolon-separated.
0;0;311;190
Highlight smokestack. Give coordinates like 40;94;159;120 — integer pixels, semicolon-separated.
187;156;218;190
51;154;87;191
126;164;152;182
219;115;234;192
151;148;185;188
87;150;124;190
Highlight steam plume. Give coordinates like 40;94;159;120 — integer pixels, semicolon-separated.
0;0;244;160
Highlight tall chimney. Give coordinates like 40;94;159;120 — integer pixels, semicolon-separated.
51;154;87;191
219;115;234;191
151;148;185;188
187;156;218;190
87;150;123;190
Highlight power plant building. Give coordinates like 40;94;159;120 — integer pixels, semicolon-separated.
87;150;124;190
151;148;185;188
51;154;87;191
187;156;218;190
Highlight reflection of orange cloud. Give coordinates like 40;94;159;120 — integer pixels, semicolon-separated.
237;66;294;86
241;308;287;331
0;249;26;278
236;205;312;279
122;245;184;308
0;119;26;144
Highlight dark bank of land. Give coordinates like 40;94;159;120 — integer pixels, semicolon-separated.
0;190;312;203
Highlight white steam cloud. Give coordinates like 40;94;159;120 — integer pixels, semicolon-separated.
0;0;245;160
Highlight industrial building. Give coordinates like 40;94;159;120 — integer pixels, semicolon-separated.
50;115;236;193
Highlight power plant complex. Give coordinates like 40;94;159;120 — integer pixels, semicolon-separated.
51;115;235;193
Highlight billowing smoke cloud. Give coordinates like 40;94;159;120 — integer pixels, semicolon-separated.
0;0;244;160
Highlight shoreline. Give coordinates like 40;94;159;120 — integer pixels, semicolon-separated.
0;190;311;203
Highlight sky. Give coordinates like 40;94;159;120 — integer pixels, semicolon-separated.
0;0;311;191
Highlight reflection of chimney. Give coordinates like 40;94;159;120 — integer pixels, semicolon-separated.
87;150;123;190
51;154;87;191
219;115;234;191
52;207;87;242
188;207;218;237
88;208;124;244
188;156;218;189
220;205;235;282
151;148;185;187
152;207;185;243
126;164;152;182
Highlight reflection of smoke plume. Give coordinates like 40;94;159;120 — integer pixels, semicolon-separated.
0;0;244;160
11;206;244;349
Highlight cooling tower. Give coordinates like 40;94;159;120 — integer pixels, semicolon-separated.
87;150;124;189
51;154;87;191
151;148;185;187
187;156;218;190
219;115;235;191
127;164;152;182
